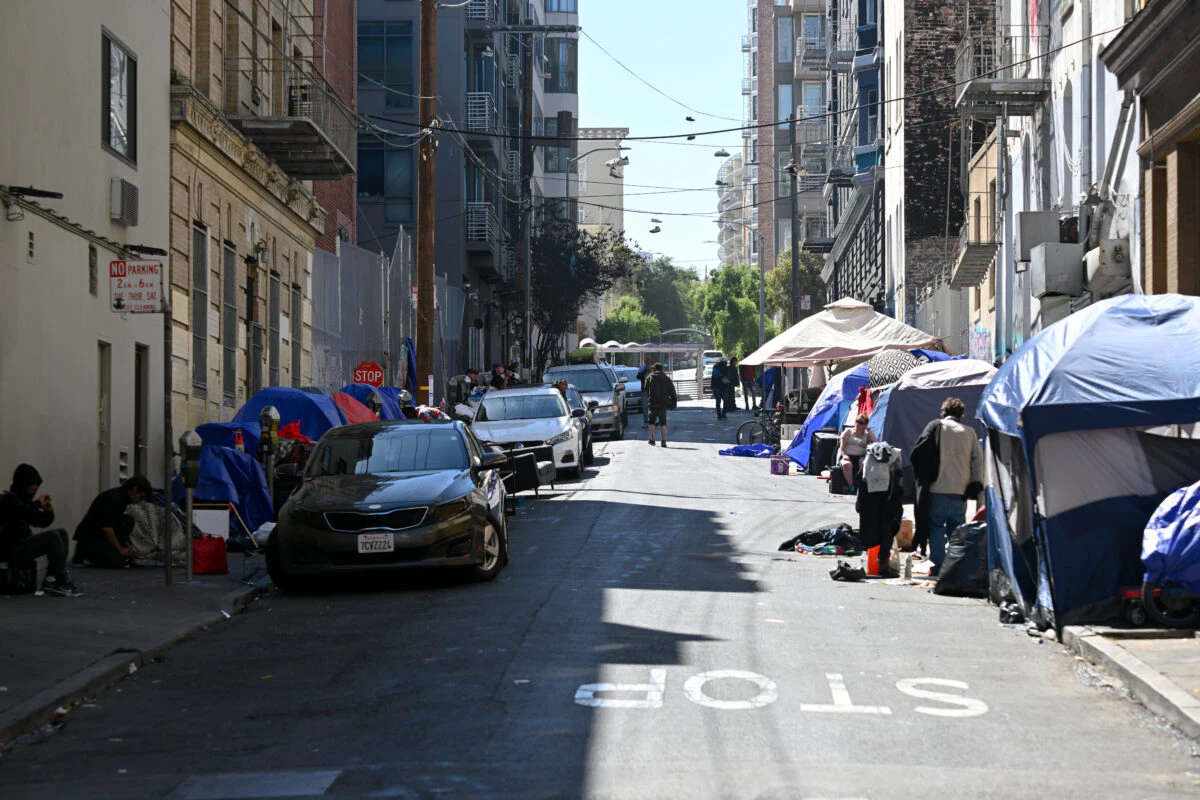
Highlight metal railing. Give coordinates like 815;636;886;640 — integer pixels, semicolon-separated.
465;92;498;133
507;150;521;184
802;217;831;242
467;0;497;24
955;25;1048;86
467;202;500;244
796;33;826;70
505;53;521;88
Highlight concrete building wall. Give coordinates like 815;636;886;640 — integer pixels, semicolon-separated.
0;0;170;525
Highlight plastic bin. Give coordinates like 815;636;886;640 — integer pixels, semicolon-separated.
770;456;791;475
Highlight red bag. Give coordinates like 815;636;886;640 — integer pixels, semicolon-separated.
192;535;229;575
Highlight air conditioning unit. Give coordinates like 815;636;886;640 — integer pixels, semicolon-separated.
110;178;139;227
1084;238;1132;297
1016;211;1060;262
1030;243;1083;299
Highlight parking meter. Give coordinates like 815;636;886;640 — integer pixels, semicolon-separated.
179;430;203;582
258;405;281;508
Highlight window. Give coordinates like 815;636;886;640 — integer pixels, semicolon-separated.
269;274;281;386
358;22;414;109
290;284;303;387
546;0;577;11
803;82;826;115
542;116;576;173
777;84;793;128
102;33;137;163
544;38;577;93
358;142;414;223
777;17;793;62
191;225;209;393
802;15;823;46
861;86;879;144
222;243;238;406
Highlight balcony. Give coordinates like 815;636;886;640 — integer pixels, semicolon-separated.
801;217;834;254
466;201;504;282
507;150;521;185
826;146;855;187
796;105;827;147
950;223;1000;289
464;91;499;135
955;25;1050;116
796;33;826;72
466;0;497;29
742;77;752;95
741;34;751;53
827;29;853;71
225;67;356;180
505;53;521;89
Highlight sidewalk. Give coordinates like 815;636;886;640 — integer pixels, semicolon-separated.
0;554;267;747
1065;626;1200;738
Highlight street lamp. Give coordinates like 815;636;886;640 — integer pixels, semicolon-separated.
566;146;630;224
722;219;766;348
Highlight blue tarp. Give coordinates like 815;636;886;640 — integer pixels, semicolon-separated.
910;349;953;363
171;446;273;533
978;294;1200;628
195;421;261;456
234;387;344;442
1144;479;1200;594
785;364;869;467
340;383;403;420
719;443;775;458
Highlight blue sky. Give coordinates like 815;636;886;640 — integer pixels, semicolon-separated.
578;1;745;277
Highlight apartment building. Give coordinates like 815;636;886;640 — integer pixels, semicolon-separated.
716;154;749;268
741;1;829;291
575;127;628;344
356;0;579;375
947;0;1140;364
169;0;354;432
1101;0;1200;299
0;0;171;525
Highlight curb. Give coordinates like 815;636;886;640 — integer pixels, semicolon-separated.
0;582;264;749
1064;626;1200;739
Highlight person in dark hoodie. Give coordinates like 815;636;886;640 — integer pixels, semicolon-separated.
0;464;82;596
72;475;151;569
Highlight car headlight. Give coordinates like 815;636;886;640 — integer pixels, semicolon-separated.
431;497;471;522
545;430;573;446
595;403;617;413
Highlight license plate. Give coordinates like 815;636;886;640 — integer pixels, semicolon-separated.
357;533;395;554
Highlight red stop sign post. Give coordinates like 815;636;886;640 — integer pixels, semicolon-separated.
353;361;385;387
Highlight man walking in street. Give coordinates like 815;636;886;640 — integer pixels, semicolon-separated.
72;475;152;569
712;358;731;420
644;363;676;448
0;464;82;596
727;358;742;413
910;397;983;577
739;358;758;411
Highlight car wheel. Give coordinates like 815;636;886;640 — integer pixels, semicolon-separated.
584;439;594;465
569;448;584;479
471;518;504;581
265;531;309;593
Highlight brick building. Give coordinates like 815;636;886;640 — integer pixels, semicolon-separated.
313;0;357;252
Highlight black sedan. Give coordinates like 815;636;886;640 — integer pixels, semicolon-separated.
266;420;509;590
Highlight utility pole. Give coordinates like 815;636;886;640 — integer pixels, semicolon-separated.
521;32;535;375
415;0;437;404
789;114;801;329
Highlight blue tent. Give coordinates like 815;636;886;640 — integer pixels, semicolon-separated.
785;364;869;467
234;387;344;442
171;446;274;533
978;294;1200;629
910;348;955;363
195;421;262;455
340;383;403;420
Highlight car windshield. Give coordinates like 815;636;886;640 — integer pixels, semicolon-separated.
564;390;584;411
309;427;469;476
614;367;639;381
545;370;610;393
477;393;567;421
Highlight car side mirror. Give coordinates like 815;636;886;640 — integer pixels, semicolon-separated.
571;408;586;419
615;380;626;387
276;463;299;479
587;400;599;409
474;451;508;474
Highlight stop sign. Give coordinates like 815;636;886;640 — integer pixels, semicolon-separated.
353;360;385;387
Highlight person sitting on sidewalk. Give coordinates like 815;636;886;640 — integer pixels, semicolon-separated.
0;464;82;596
72;475;152;569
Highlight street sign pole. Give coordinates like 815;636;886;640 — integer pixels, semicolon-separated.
162;274;173;586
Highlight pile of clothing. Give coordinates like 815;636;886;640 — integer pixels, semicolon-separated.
778;523;863;556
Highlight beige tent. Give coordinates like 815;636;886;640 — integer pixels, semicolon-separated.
741;298;941;367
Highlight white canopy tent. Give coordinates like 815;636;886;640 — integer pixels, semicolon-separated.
740;298;941;368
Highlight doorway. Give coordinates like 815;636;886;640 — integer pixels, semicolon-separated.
98;341;112;490
134;344;150;476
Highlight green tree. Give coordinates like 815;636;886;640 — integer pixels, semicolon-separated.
594;295;661;344
637;256;702;332
530;211;637;373
697;264;764;358
766;248;828;328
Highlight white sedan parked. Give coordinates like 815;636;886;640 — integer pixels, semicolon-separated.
470;386;587;479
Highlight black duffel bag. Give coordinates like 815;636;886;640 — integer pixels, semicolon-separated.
934;521;989;598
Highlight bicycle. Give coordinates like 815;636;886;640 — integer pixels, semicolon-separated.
736;408;783;448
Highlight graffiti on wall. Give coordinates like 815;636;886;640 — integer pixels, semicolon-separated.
969;324;993;363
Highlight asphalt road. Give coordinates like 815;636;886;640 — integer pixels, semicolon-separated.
3;403;1199;799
